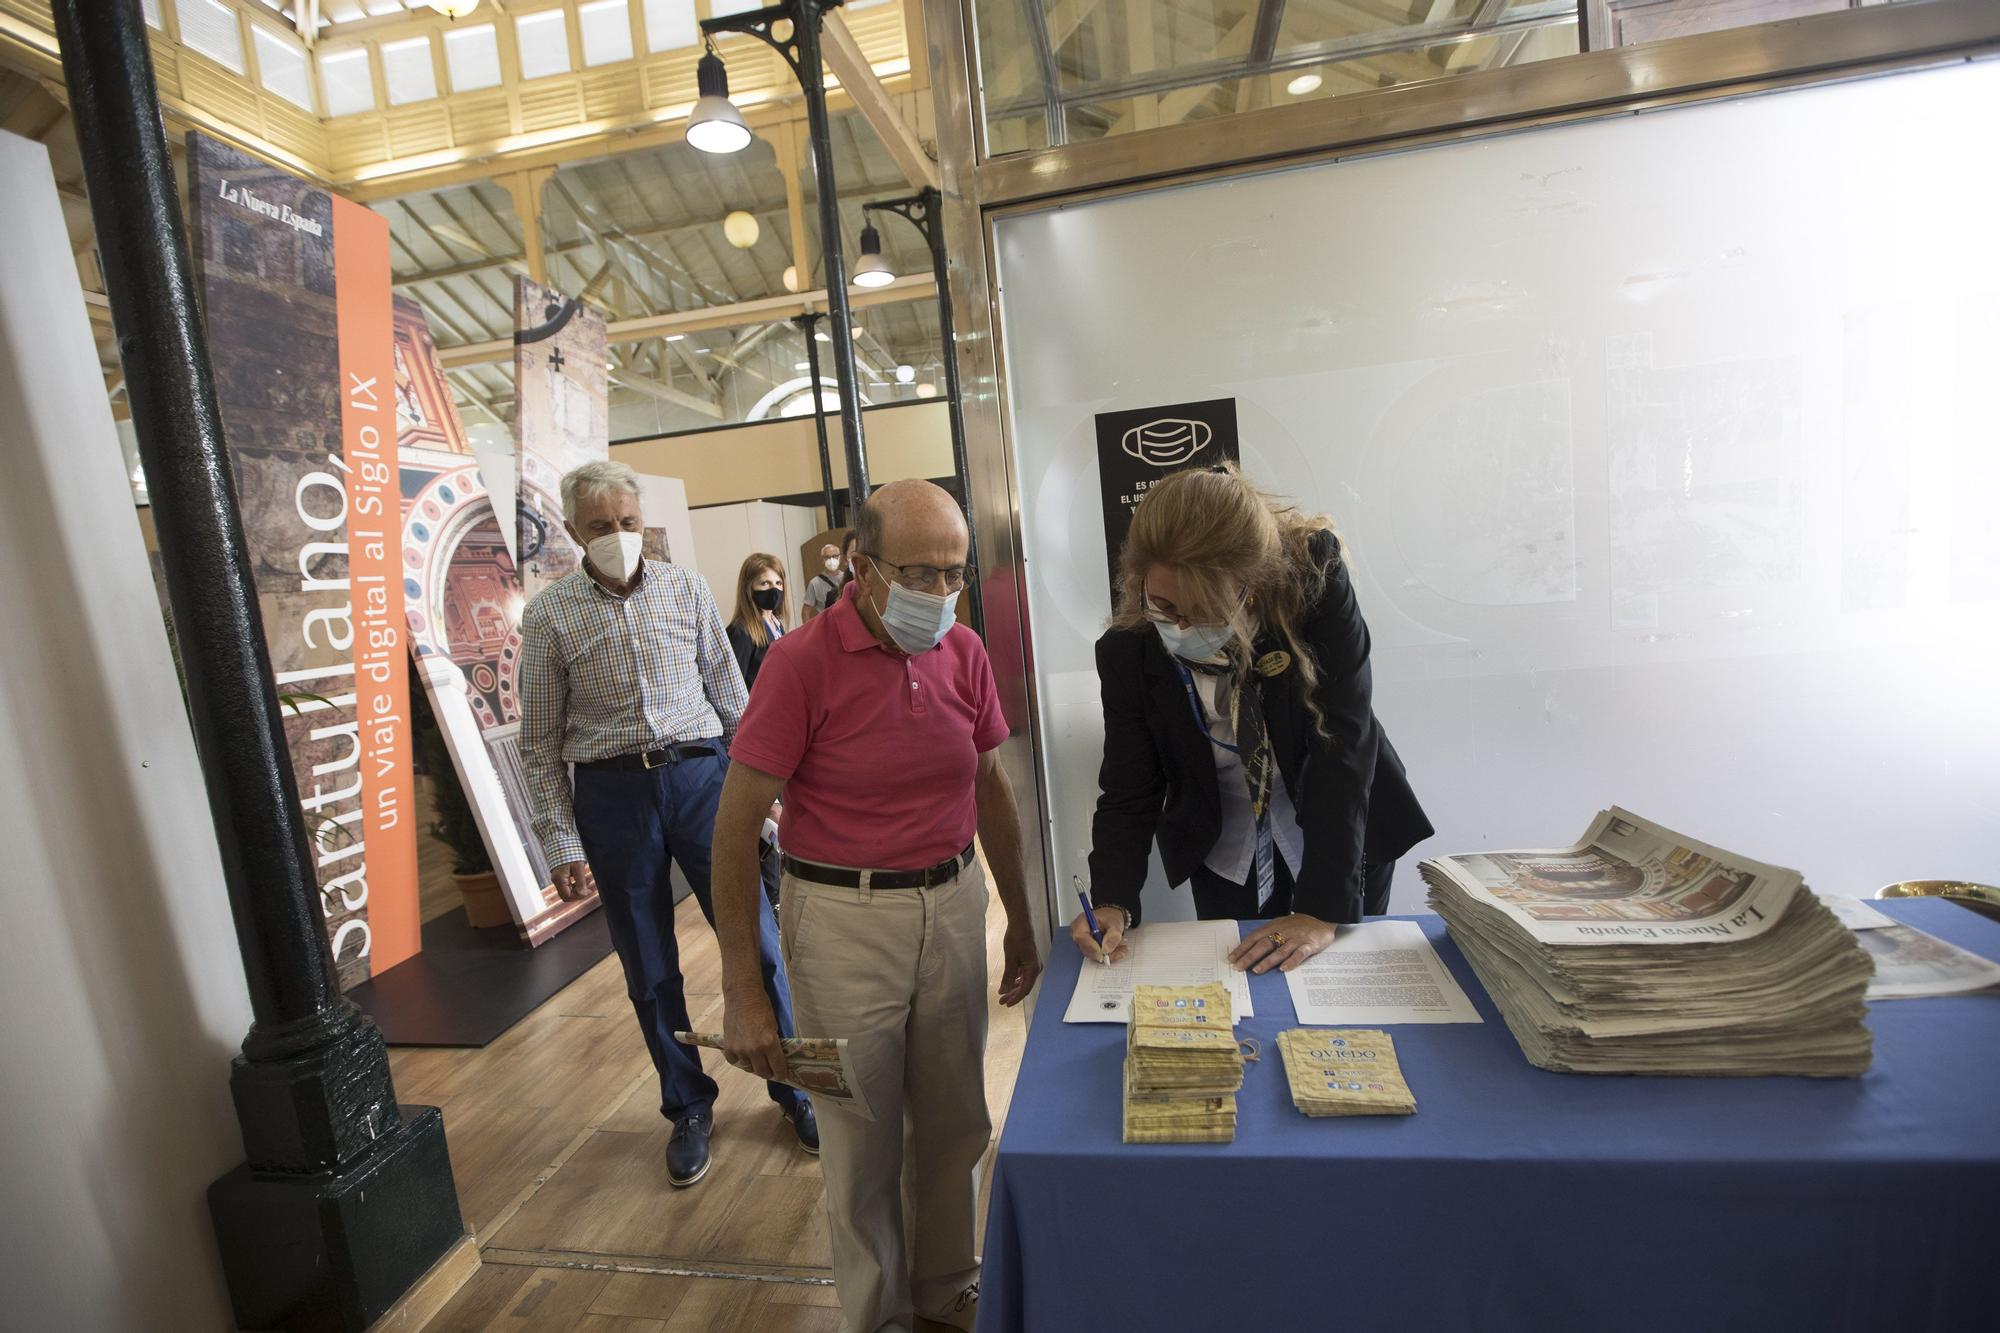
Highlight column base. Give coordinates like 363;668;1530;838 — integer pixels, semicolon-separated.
208;1104;464;1333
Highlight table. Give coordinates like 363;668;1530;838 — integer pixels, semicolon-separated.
976;899;2000;1333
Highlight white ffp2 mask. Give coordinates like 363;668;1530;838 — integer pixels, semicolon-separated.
587;531;645;583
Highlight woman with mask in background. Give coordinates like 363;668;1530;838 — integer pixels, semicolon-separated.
1072;465;1433;975
726;553;790;693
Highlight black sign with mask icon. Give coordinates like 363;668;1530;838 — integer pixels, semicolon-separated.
1094;397;1241;605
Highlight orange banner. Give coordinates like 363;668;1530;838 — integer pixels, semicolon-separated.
333;195;419;974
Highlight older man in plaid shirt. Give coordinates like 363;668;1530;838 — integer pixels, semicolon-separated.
519;460;816;1188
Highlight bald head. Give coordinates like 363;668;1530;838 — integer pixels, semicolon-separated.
855;480;966;570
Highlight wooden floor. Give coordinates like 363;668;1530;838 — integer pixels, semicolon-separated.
396;870;1029;1332
415;775;465;925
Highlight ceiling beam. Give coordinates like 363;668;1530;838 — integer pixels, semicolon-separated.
437;274;938;368
608;366;725;419
821;12;940;192
774;120;813;290
337;75;911;201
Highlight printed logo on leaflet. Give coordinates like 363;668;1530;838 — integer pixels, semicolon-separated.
1121;417;1212;467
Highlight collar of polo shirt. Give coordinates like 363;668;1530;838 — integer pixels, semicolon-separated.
831;582;890;654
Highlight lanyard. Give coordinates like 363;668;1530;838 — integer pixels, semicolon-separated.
1174;661;1243;756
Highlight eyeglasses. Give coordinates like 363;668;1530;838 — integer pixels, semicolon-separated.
1143;589;1246;630
865;554;975;593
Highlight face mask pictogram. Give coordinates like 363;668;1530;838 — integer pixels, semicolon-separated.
1121;417;1213;467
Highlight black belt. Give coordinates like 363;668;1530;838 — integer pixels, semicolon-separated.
578;742;717;772
783;844;974;890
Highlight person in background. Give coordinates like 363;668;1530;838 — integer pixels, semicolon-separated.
724;552;792;911
1072;463;1433;975
725;552;789;693
801;530;857;621
517;460;818;1191
711;480;1041;1333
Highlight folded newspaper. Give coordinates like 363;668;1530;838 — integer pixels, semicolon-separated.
1422;809;1874;1077
1123;984;1243;1143
1277;1029;1416;1117
675;1031;873;1121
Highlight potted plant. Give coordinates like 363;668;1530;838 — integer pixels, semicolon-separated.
416;709;509;929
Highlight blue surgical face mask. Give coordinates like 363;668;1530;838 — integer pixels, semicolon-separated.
1156;619;1235;662
877;581;959;654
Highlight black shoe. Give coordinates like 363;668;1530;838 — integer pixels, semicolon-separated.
786;1098;819;1155
667;1112;712;1188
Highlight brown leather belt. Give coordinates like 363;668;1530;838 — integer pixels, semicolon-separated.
782;844;974;890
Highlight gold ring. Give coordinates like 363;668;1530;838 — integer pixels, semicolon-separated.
1269;932;1286;947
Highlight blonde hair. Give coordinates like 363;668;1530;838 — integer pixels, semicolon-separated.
1111;464;1342;738
731;552;789;647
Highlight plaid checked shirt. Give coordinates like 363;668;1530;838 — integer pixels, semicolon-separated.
517;559;748;866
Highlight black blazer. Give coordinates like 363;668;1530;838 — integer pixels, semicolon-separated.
726;620;777;692
1087;530;1432;927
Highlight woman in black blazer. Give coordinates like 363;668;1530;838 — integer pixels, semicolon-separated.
724;552;789;692
1072;465;1433;975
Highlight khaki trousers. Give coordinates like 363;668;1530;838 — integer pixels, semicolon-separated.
780;859;990;1333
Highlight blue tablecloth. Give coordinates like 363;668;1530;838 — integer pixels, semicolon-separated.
977;899;2000;1333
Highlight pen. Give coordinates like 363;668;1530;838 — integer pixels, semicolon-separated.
1074;874;1110;965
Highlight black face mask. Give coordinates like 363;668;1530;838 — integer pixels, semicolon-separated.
751;587;783;612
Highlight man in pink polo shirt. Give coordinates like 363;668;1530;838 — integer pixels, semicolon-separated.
711;479;1041;1333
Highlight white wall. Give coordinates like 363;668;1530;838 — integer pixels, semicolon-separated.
0;134;252;1330
634;471;697;570
688;500;824;628
993;62;2000;921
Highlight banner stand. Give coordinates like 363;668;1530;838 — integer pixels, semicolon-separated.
416;655;599;946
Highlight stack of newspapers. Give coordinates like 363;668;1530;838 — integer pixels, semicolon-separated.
1122;983;1243;1143
1277;1029;1416;1116
1422;808;1873;1077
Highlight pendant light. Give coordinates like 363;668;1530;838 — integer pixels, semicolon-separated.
686;46;752;155
851;222;895;288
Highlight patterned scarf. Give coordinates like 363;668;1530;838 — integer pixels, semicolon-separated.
1181;652;1284;905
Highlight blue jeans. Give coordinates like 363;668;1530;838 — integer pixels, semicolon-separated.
572;747;800;1123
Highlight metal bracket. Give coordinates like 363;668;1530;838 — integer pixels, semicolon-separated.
701;0;849;85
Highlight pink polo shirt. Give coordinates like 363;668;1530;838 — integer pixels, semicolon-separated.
731;582;1008;871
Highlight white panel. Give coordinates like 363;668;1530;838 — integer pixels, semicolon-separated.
993;63;2000;922
467;422;519;562
637;474;697;571
253;27;314;112
179;0;246;73
516;9;574;80
643;0;699;52
578;0;635;67
319;47;376;117
0;131;254;1332
689;503;758;617
381;36;438;106
708;0;764;16
141;0;161;27
444;24;503;93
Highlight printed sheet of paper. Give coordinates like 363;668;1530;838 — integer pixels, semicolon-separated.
1283;920;1482;1025
1857;925;2000;999
1818;893;1895;931
676;1032;873;1121
1064;919;1253;1023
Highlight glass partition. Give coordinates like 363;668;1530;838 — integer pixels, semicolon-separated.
991;59;2000;920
